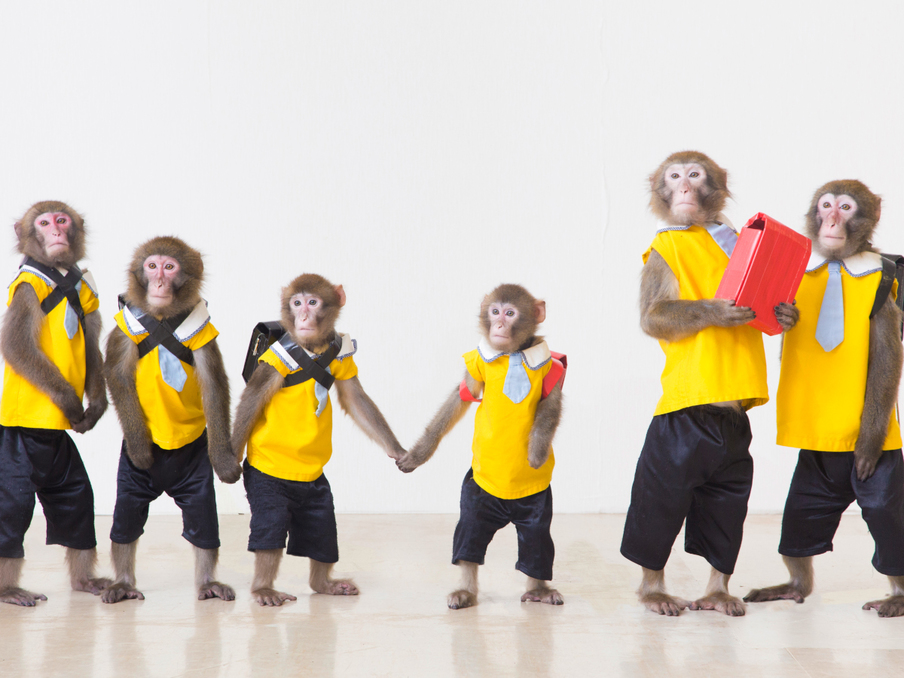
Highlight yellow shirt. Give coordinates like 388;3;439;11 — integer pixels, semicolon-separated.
1;268;100;429
645;225;768;415
114;302;219;450
463;339;555;500
246;334;358;482
776;252;902;451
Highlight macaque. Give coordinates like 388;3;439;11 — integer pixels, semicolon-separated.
399;284;566;609
0;201;110;606
744;180;904;617
103;236;239;603
621;151;798;617
232;274;405;606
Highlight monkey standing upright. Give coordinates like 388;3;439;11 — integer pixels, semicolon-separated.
102;236;240;603
621;151;799;617
399;284;566;609
232;274;406;606
0;201;111;606
744;181;904;617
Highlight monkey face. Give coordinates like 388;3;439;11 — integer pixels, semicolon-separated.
480;286;546;353
33;211;73;259
143;255;182;309
486;301;523;352
289;292;326;340
816;193;856;257
665;163;708;224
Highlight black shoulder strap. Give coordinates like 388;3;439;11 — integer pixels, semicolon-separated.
242;321;285;384
279;333;343;390
871;254;904;319
120;299;195;366
23;257;85;322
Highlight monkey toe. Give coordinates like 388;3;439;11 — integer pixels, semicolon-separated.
863;596;904;617
0;588;47;606
743;585;805;604
74;577;113;595
101;584;145;604
521;588;564;605
316;579;359;596
199;582;236;601
448;590;477;610
252;588;296;606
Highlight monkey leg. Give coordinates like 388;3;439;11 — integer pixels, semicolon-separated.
309;559;358;595
0;557;47;606
251;549;296;606
862;575;904;618
448;561;479;610
101;540;145;604
637;567;689;616
194;546;234;601
689;567;745;616
743;555;813;604
66;547;112;595
521;576;563;605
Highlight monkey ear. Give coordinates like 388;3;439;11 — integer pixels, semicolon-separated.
13;222;21;239
534;300;547;324
335;285;346;307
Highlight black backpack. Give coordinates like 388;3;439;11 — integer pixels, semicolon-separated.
871;254;904;337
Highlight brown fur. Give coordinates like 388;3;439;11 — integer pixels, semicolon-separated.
251;549;296;606
14;200;86;267
744;555;813;605
124;236;204;319
649;151;730;226
805;179;881;260
281;273;343;351
479;283;543;352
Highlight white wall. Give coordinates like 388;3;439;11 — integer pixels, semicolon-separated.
0;1;901;516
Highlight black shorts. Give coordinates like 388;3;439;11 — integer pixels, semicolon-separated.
451;468;555;581
243;461;339;563
0;426;98;558
621;405;753;575
110;430;220;549
779;448;904;576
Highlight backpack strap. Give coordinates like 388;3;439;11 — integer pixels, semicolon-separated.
279;333;343;390
23;257;85;323
871;254;904;319
119;296;195;366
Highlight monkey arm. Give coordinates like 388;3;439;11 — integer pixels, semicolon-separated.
854;298;904;481
105;329;154;469
398;372;481;473
231;363;283;464
194;340;241;484
334;376;406;461
528;382;563;469
640;250;755;341
72;310;108;433
0;285;84;424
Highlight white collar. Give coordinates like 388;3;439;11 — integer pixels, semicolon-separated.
476;338;551;370
806;251;883;277
655;213;734;234
271;333;356;372
14;261;97;297
123;299;211;342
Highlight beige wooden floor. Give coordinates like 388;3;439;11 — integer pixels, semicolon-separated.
0;513;902;677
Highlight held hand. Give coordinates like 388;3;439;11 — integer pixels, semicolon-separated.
708;298;756;327
72;400;108;434
61;392;86;428
213;456;243;484
775;301;800;332
396;443;430;473
385;444;405;462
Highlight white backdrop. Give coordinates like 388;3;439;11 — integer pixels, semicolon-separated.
1;1;902;516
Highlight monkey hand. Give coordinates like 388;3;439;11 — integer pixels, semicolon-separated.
212;456;243;484
396;448;427;473
125;438;155;470
854;444;883;481
774;301;799;332
528;442;550;469
385;444;405;462
707;299;756;327
58;391;86;428
72;400;108;434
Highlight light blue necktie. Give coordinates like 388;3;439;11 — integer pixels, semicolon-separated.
706;222;737;258
502;353;531;404
815;261;844;352
63;281;82;340
314;365;332;417
159;346;188;392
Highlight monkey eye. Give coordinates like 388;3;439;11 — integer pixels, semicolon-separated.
689;171;699;178
491;308;500;315
670;173;679;179
39;220;49;226
164;263;174;270
293;300;301;306
505;309;515;317
147;263;157;269
841;203;851;211
823;201;831;208
308;299;318;306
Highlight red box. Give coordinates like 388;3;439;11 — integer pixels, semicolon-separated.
714;213;811;336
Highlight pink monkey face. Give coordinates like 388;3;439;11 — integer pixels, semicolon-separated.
289;293;324;337
33;212;72;256
816;193;857;253
486;302;520;351
665;163;708;219
143;255;181;307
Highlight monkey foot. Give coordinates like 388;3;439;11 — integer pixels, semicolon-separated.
101;583;145;604
743;584;806;604
862;595;904;618
521;587;564;605
253;588;297;607
447;590;477;610
73;576;113;595
199;581;235;601
0;587;48;607
640;592;689;616
690;592;746;616
312;578;359;596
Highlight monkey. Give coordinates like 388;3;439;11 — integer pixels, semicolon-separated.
102;236;240;604
232;273;406;606
744;180;904;617
0;200;111;606
620;151;799;617
398;284;566;609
